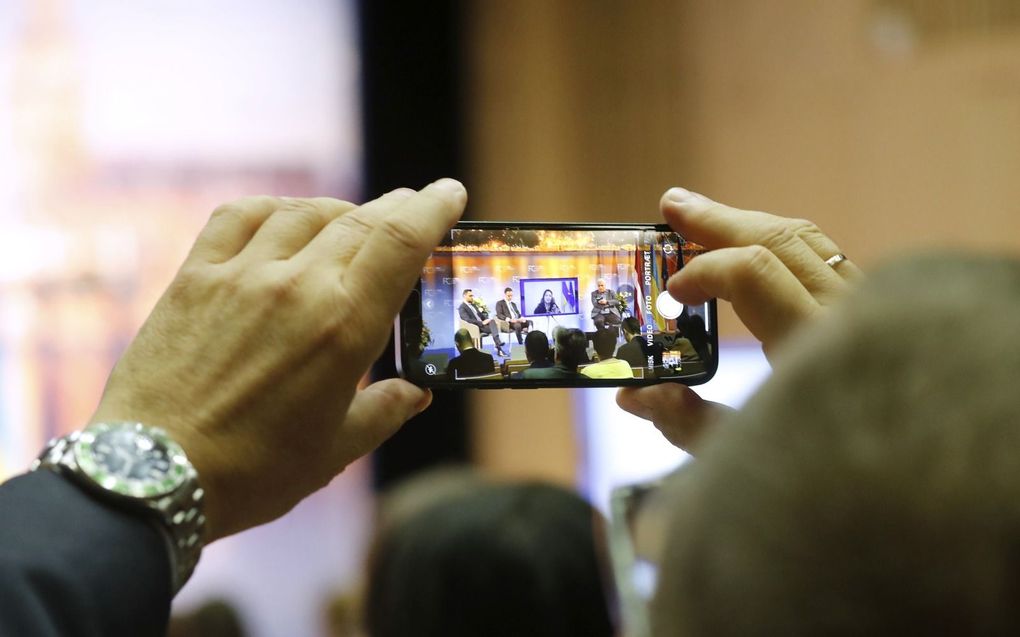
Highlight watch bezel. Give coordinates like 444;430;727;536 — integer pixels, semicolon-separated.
73;422;192;499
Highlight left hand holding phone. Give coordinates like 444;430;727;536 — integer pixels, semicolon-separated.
89;180;467;541
617;187;862;454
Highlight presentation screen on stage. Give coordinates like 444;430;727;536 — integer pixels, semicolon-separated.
520;277;579;317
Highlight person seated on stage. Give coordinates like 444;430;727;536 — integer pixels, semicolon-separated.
510;330;555;379
615;317;664;369
458;289;507;357
590;279;622;331
532;288;561;315
446;328;497;379
517;328;586;380
581;329;633;379
495;287;531;345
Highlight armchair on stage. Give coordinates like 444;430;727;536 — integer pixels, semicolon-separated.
493;315;533;341
458;319;487;350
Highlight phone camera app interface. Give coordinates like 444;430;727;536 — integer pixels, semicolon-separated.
406;227;712;383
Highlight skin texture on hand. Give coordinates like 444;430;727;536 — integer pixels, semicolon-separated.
89;180;467;541
617;187;863;454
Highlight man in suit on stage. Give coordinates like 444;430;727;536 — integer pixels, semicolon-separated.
447;328;497;379
495;287;531;345
590;278;622;331
458;289;507;357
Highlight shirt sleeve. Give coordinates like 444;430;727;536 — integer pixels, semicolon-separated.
0;470;172;637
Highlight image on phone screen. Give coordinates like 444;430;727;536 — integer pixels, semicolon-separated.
396;223;717;388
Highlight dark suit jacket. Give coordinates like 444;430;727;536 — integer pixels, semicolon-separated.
447;348;497;378
0;470;171;636
590;289;621;319
616;337;663;369
495;299;523;321
458;301;487;327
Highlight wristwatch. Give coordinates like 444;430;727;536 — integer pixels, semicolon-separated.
32;421;205;593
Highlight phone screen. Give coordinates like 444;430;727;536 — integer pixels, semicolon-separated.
396;222;717;387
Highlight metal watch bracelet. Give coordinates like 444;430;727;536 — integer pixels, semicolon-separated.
33;430;206;594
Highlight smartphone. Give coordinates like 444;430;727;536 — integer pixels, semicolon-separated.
609;479;668;637
394;221;718;388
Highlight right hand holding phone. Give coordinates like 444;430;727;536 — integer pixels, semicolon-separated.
616;187;862;453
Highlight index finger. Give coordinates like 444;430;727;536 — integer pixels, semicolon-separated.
344;178;467;326
669;245;820;355
661;188;860;296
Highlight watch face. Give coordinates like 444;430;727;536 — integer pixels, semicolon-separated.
73;422;191;498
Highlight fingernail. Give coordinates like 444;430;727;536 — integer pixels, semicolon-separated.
432;178;466;196
666;187;693;203
389;187;416;198
415;389;434;414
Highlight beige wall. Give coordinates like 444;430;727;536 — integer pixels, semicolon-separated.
465;1;1020;480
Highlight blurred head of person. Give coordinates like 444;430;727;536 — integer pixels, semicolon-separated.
366;476;615;637
555;328;589;370
524;330;551;364
653;255;1020;636
453;328;474;353
593;329;618;361
167;599;246;637
622;317;641;341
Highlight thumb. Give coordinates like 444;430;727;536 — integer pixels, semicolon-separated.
616;384;731;455
334;379;432;465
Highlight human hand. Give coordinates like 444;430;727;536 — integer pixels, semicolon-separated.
89;180;466;541
618;187;861;453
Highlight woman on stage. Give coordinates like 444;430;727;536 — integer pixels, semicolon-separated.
533;289;561;314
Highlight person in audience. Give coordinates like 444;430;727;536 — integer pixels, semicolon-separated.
581;329;632;379
615;317;663;369
532;289;560;314
458;289;507;357
167;599;247;637
446;328;496;379
365;474;615;637
675;311;709;362
518;328;587;379
590;279;622;332
495;287;531;344
510;330;554;379
644;255;1020;636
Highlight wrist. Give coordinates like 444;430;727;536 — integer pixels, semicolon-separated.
34;421;206;593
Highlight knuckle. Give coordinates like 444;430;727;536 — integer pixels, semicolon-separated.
210;196;275;220
311;197;357;213
332;208;374;236
378;217;426;252
789;218;825;241
275;198;330;226
758;224;801;252
735;245;777;283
